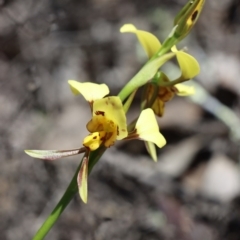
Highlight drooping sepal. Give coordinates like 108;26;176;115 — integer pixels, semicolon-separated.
24;148;86;160
77;156;89;203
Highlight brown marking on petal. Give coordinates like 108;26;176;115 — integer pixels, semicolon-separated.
121;129;126;132
158;87;175;102
191;10;198;22
95;111;105;116
93;136;97;139
117;126;119;135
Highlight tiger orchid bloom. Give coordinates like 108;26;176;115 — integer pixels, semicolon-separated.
25;80;167;203
120;24;198;116
120;24;198;161
25;81;127;203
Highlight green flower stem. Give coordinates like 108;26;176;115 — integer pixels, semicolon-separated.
118;64;149;102
118;52;175;102
127;117;138;133
88;146;106;173
32;147;106;240
32;162;81;240
154;35;178;58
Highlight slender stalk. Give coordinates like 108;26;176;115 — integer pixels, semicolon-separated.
32;161;81;240
32;147;106;240
88;146;106;173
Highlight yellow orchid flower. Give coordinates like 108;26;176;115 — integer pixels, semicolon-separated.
120;24;198;161
120;24;197;116
143;76;194;161
75;83;127;203
26;81;128;203
25;81;167;201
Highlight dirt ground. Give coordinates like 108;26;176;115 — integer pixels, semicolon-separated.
1;0;240;239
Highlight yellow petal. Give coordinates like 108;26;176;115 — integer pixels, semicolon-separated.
68;80;109;101
171;45;178;52
171;48;200;79
120;24;161;59
175;83;195;96
135;108;166;148
93;97;128;139
77;156;89;204
83;132;105;151
145;141;157;162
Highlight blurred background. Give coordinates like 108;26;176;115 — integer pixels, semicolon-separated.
1;0;240;239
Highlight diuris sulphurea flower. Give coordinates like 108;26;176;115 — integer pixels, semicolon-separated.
120;24;198;116
25;81;166;203
120;24;199;161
